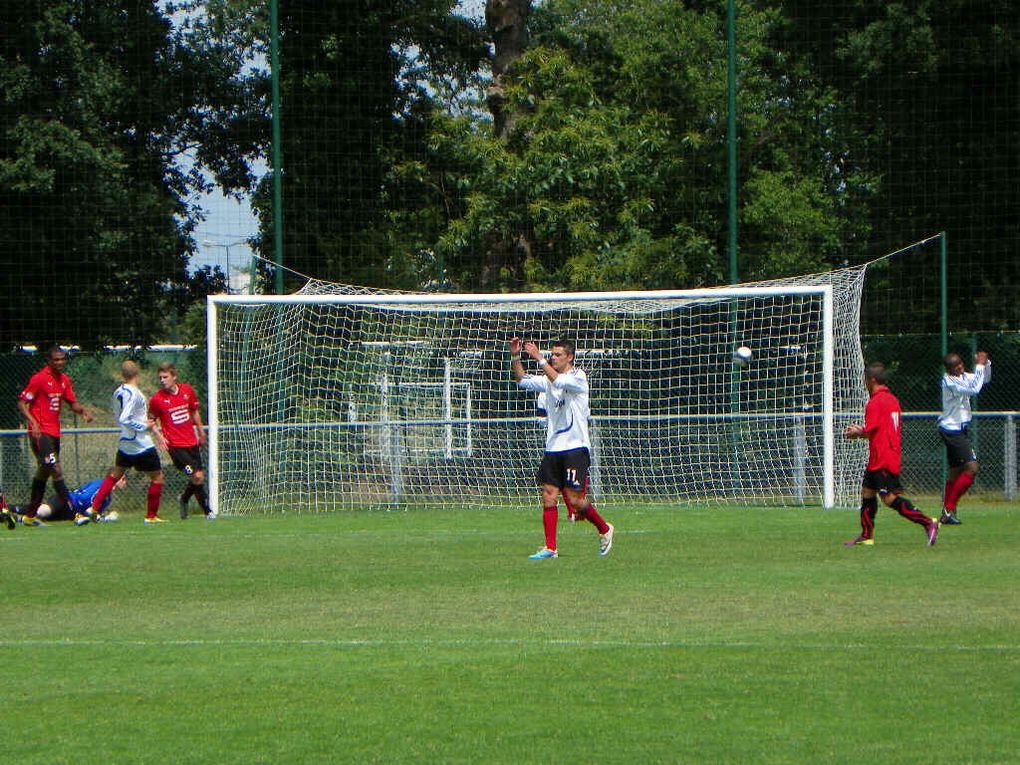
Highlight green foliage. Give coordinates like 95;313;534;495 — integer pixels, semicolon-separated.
0;0;253;348
390;0;872;292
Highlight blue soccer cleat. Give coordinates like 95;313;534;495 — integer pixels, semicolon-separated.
528;547;558;559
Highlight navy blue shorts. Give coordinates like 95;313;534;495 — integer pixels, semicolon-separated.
536;447;590;491
115;447;162;473
939;427;977;468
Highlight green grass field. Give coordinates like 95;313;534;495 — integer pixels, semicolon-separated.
2;504;1018;764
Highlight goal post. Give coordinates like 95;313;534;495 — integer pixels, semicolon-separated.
207;284;855;515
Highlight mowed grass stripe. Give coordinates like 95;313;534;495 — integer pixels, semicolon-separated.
2;504;1017;764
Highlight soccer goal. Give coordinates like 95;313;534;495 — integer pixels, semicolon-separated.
207;279;867;515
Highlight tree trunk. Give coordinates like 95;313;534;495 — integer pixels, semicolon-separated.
485;0;531;139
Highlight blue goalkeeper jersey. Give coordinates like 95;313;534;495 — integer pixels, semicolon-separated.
67;479;113;514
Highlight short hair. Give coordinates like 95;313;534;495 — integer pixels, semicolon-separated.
157;361;178;375
122;360;141;380
943;353;963;372
46;346;65;359
864;362;888;385
551;339;576;357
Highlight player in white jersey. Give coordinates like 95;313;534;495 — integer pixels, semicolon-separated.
88;361;166;523
510;337;614;559
937;351;991;525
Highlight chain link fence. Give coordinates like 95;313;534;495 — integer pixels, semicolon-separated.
2;331;1016;512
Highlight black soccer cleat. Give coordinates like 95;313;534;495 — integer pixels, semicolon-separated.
939;510;962;526
1;508;15;531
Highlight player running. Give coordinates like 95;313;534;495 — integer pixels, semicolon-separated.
937;351;990;525
17;346;94;525
148;362;216;519
511;336;613;559
844;362;940;547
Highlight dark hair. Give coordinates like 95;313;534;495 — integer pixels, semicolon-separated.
551;339;576;357
864;362;887;385
46;345;65;359
943;353;963;372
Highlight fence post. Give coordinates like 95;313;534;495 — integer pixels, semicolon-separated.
1005;414;1016;501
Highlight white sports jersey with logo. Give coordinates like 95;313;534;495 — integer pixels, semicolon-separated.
519;367;590;453
113;383;156;455
939;362;990;431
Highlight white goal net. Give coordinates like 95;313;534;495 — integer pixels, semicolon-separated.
208;273;867;515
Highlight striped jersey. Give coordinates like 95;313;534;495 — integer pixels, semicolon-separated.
518;367;591;453
939;362;990;431
113;382;156;455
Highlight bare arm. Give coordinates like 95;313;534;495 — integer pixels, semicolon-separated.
523;341;557;381
69;400;93;423
17;398;39;438
509;336;526;382
192;408;207;446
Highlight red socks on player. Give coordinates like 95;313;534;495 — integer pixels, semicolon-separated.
541;499;610;552
542;507;558;550
146;482;163;518
943;472;975;511
91;474;120;514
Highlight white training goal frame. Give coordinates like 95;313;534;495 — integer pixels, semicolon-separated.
207;285;844;515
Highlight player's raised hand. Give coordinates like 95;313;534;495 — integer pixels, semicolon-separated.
975;351;990;365
509;336;522;356
523;341;542;361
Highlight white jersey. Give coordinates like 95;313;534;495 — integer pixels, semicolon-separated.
519;367;591;453
113;382;156;455
938;362;990;431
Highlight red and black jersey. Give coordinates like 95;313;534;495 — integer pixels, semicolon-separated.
20;367;77;438
149;383;201;448
862;385;902;473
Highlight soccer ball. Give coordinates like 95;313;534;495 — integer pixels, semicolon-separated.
733;345;753;367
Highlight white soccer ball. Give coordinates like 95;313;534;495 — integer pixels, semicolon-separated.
733;345;753;367
102;511;119;522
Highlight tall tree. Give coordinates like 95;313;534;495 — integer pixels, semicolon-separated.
247;0;487;291
0;0;256;348
388;0;870;291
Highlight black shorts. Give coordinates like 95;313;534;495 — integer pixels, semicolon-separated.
30;434;60;467
536;447;591;491
939;427;977;468
862;468;903;495
115;447;162;473
168;446;204;476
40;495;75;522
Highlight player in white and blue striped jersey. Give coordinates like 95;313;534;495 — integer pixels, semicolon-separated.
88;361;167;523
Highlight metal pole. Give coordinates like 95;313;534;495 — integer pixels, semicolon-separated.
271;0;284;294
940;231;948;357
727;0;738;284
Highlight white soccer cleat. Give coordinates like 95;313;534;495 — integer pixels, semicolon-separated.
599;523;615;556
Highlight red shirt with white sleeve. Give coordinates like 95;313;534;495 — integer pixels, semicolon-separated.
148;383;201;448
20;367;78;438
862;385;902;473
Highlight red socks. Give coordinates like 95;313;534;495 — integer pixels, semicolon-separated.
943;472;975;511
542;507;558;550
580;502;610;535
146;482;163;519
91;474;119;513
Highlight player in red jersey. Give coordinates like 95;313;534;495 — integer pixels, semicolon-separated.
148;361;215;519
843;362;939;547
16;347;94;525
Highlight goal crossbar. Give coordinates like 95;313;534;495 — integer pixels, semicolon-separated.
208;284;842;513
